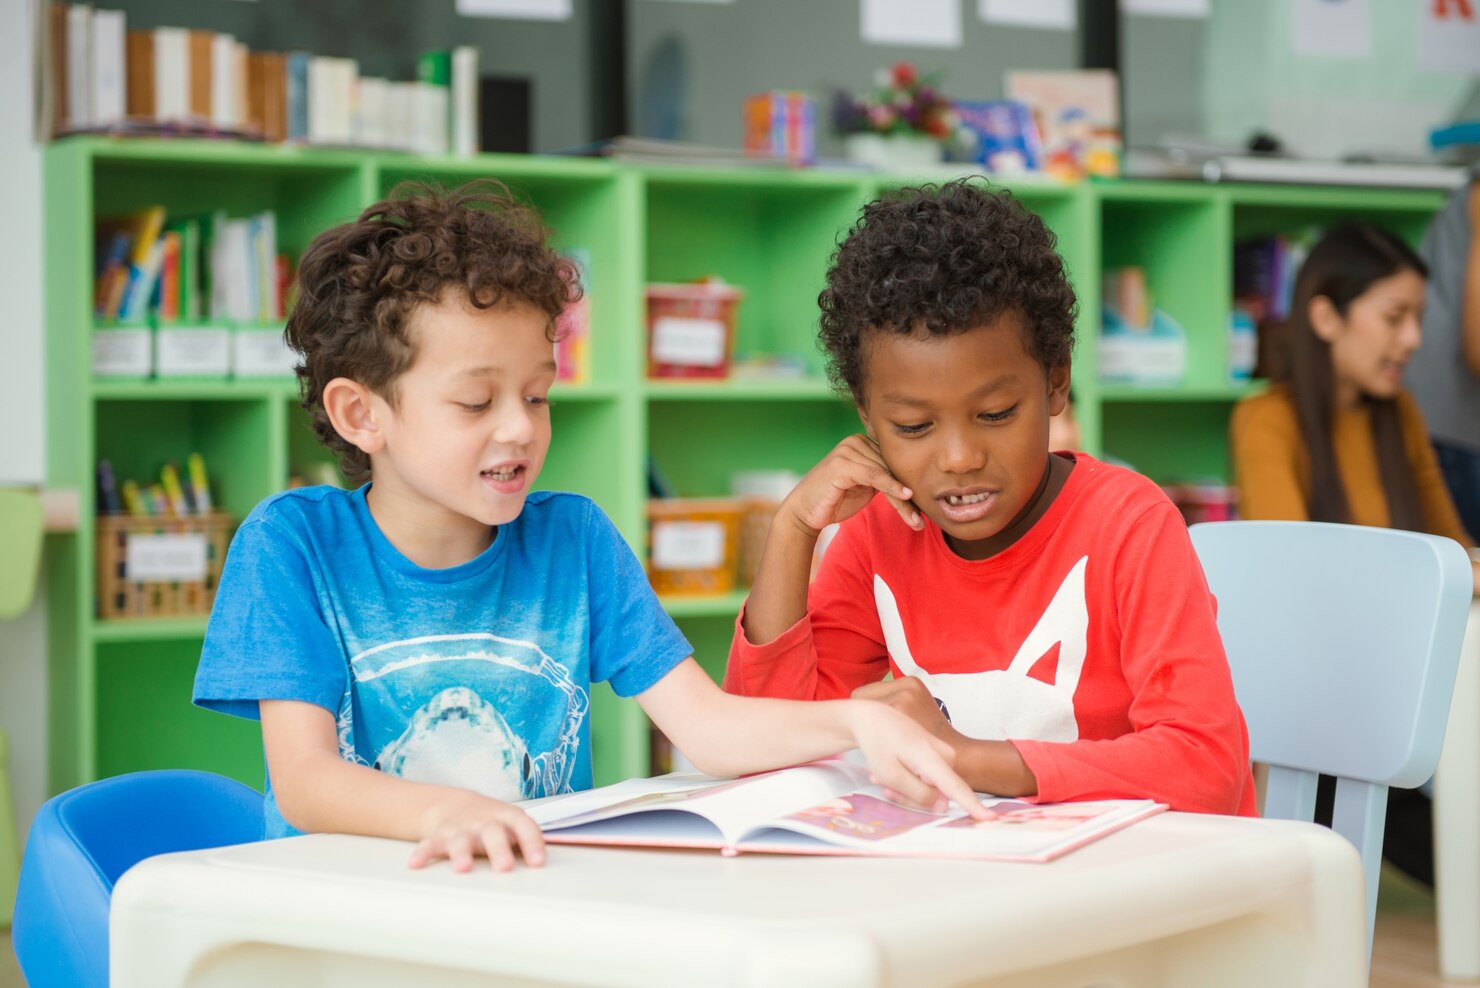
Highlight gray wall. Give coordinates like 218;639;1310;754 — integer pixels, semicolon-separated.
627;1;1213;154
628;0;1080;158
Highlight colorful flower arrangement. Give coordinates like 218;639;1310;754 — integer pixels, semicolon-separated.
832;62;961;142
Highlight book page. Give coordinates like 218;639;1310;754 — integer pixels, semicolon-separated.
751;794;1164;861
531;759;873;848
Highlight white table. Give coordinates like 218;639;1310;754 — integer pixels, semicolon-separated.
111;812;1366;988
1432;600;1480;979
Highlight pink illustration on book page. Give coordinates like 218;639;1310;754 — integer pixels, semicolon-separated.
783;793;948;841
938;800;1112;833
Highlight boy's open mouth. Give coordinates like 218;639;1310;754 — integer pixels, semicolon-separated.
481;462;529;493
937;488;998;523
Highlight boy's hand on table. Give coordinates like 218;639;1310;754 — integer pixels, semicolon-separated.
408;791;547;874
846;699;991;820
783;434;923;538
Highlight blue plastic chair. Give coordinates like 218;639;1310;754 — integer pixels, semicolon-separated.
1190;520;1472;954
11;769;263;988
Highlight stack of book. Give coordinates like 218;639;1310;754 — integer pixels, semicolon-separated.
46;4;480;155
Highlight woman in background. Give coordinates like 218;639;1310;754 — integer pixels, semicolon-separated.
1231;220;1480;888
1232;221;1477;584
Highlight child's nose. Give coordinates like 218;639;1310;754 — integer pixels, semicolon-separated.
939;430;986;474
493;402;537;446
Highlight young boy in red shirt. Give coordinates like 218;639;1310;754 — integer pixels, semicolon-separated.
725;181;1255;815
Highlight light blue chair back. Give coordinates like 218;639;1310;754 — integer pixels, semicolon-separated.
1190;520;1472;953
11;769;263;988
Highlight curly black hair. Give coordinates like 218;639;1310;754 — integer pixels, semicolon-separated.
285;180;579;484
818;180;1077;403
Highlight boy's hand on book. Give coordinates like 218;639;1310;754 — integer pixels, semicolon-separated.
784;434;923;538
849;701;991;821
408;792;546;874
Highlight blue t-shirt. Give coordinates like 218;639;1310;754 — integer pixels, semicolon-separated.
193;485;692;839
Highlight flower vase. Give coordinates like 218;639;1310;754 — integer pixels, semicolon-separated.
842;132;943;170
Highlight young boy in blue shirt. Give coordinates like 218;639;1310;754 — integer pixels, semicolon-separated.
193;181;983;873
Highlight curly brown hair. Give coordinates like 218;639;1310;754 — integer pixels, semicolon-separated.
818;180;1077;403
285;179;579;483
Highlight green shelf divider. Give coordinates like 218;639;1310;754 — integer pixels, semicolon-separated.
91;616;211;643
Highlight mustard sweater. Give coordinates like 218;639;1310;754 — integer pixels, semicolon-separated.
1231;385;1474;548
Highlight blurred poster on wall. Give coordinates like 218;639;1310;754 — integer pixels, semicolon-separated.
1417;0;1480;74
861;0;962;48
1290;0;1371;59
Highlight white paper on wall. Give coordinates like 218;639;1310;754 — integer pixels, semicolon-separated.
979;0;1074;30
456;0;573;21
861;0;963;48
1290;0;1372;59
1416;0;1480;74
1120;0;1209;17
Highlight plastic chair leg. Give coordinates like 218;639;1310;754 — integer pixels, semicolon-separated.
1436;602;1480;980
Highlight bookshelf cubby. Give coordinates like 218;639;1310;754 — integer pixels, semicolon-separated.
43;137;1446;797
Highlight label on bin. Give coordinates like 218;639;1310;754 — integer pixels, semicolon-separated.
652;521;727;570
652;317;727;368
125;533;209;582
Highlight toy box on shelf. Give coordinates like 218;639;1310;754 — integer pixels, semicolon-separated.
646;281;744;379
1098;267;1186;386
646;498;746;595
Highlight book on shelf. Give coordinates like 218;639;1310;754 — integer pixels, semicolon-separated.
93;207;282;325
561;136;793;168
525;758;1165;863
42;4;474;153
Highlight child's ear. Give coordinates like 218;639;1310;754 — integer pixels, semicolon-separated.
1308;295;1342;343
1047;364;1072;417
322;377;386;456
856;404;876;441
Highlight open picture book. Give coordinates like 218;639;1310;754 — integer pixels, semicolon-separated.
524;758;1165;863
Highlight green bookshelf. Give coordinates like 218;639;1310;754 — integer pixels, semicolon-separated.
43;137;1445;799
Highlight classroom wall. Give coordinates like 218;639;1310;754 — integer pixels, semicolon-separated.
0;0;49;839
1203;0;1477;160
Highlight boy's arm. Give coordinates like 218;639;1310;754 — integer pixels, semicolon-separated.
638;659;987;817
742;434;918;645
260;699;546;872
723;517;890;700
726;435;914;700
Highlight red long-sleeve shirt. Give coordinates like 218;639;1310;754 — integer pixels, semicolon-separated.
724;454;1256;816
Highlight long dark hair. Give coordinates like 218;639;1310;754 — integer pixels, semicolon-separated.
1283;222;1428;530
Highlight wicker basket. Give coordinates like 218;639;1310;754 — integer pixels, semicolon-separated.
94;512;234;619
736;496;781;588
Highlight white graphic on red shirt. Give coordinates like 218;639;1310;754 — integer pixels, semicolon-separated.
873;556;1089;742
